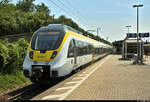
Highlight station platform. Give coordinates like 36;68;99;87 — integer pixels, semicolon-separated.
32;55;150;100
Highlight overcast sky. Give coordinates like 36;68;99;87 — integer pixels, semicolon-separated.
12;0;150;42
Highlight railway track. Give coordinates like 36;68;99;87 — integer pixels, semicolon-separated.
0;83;39;101
0;62;90;101
8;83;40;100
0;78;68;101
0;83;53;101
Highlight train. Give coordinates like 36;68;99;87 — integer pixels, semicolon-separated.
23;24;112;83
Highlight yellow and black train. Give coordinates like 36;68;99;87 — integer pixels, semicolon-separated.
23;24;112;83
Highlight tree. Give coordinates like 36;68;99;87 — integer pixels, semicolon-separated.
16;0;35;12
58;15;66;24
35;3;50;16
0;0;12;5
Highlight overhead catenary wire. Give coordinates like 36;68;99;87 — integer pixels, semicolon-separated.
47;0;86;27
56;0;91;28
47;0;75;18
65;0;96;28
47;0;94;29
57;0;79;20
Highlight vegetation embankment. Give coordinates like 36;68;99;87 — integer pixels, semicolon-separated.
0;38;31;94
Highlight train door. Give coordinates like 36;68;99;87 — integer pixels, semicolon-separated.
91;45;95;63
67;39;77;69
73;39;77;67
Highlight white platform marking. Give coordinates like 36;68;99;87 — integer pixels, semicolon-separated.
65;81;80;84
42;55;110;100
82;71;88;74
56;86;73;91
72;77;84;80
58;55;110;100
42;94;64;100
78;74;88;77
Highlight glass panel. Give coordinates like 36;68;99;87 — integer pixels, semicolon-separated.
31;30;65;50
35;34;59;50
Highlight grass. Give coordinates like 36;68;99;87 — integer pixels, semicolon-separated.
0;70;31;94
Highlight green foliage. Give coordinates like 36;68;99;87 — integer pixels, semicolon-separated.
0;70;31;94
17;38;28;67
0;38;28;74
0;39;9;71
0;0;12;5
5;43;20;73
0;1;52;35
36;3;50;16
16;0;35;12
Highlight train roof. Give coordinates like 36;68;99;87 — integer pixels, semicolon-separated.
38;24;83;35
36;24;111;47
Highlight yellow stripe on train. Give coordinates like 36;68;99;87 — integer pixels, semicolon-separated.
28;30;99;62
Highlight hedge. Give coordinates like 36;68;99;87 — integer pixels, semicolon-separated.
0;38;28;74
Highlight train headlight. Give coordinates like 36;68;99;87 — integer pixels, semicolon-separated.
51;51;57;59
29;51;34;59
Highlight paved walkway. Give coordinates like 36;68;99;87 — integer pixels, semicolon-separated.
64;55;150;100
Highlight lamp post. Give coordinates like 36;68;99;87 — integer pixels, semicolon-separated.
125;25;131;34
133;4;143;64
124;26;131;59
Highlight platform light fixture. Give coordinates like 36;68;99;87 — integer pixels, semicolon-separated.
132;4;143;64
125;25;132;34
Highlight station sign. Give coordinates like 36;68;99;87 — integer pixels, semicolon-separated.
127;33;149;38
139;33;150;37
127;33;137;38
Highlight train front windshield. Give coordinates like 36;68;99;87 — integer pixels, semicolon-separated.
31;30;65;50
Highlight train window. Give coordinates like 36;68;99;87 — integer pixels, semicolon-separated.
90;45;94;54
96;48;98;54
97;48;99;54
87;43;90;54
83;42;88;55
82;42;85;55
79;41;84;56
88;44;92;54
85;43;89;55
100;48;102;54
101;48;104;53
94;48;96;54
76;40;85;56
75;40;80;56
99;48;101;54
94;48;97;54
31;30;65;50
98;48;100;54
86;43;90;54
67;40;75;58
104;48;106;53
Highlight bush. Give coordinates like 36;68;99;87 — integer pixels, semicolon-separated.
0;40;9;73
0;71;31;94
17;38;28;69
0;38;28;74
